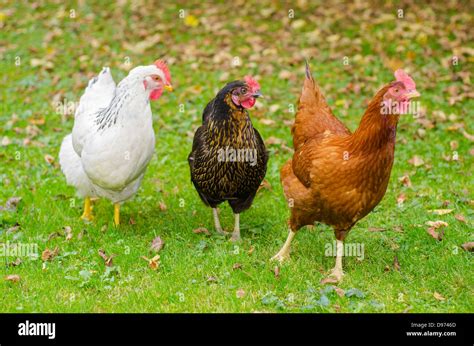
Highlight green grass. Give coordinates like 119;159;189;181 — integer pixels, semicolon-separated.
0;1;473;313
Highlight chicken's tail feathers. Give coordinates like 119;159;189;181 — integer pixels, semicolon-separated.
292;61;350;149
304;58;314;81
87;67;116;90
59;134;95;198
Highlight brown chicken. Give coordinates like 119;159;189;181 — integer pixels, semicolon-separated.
272;62;420;282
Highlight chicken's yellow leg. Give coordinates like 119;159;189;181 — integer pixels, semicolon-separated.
328;239;344;282
80;197;94;221
113;203;120;226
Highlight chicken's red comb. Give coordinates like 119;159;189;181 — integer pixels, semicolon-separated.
154;59;171;84
244;75;260;92
394;69;416;90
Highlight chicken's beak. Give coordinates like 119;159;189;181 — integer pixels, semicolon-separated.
164;84;173;92
406;90;420;99
252;91;263;98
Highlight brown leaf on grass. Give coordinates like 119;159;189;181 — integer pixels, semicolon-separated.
158;201;167;211
64;226;73;241
44;154;55;165
193;227;210;235
98;249;116;267
320;277;339;285
5;274;20;283
28;117;45;126
425;221;448;241
206;276;218;283
429;209;453;215
0;197;22;211
393;255;401;271
449;140;459;150
257;179;272;192
398;174;412;187
392;225;404;233
396;193;406;205
141;255;160;270
47;231;61;241
9;258;22;267
433;292;446;301
129;217;136;225
150;236;165;253
273;266;280;279
461;129;474;142
368;227;386;232
454;214;466;223
7;223;20;233
247;246;255;255
408;155;424;167
236;288;245;298
334;286;345;297
426;220;449;228
232;263;243;270
461;242;474;252
41;246;59;261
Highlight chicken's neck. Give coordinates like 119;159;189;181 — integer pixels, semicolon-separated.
207;97;255;148
96;80;151;131
352;86;399;154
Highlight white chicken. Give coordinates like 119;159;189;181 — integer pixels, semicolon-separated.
59;60;173;225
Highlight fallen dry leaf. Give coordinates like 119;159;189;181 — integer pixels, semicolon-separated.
408;155;424;167
232;263;243;270
158;201;167;211
41;246;59;261
273;266;280;279
150;236;165;253
64;226;73;241
368;227;386;232
454;214;466;223
9;258;22;267
193;227;210;235
398;174;412;187
141;255;160;270
426;220;449;228
0;197;22;211
396;193;406;205
44;154;55;165
98;249;116;267
393;255;401;271
429;209;453;215
433;292;446;301
257;179;272;192
5;274;20;283
426;226;445;241
461;242;474;252
236;288;245;298
334;286;345;297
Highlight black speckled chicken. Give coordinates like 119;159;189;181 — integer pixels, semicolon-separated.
188;76;268;241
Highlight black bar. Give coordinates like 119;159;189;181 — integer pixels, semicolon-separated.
0;313;471;345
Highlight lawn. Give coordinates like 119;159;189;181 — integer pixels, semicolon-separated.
0;1;472;313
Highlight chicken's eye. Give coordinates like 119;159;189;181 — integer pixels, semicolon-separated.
394;88;399;93
240;87;248;94
152;75;161;82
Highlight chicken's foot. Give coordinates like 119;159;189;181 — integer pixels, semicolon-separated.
80;197;94;221
230;213;241;242
271;230;296;262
